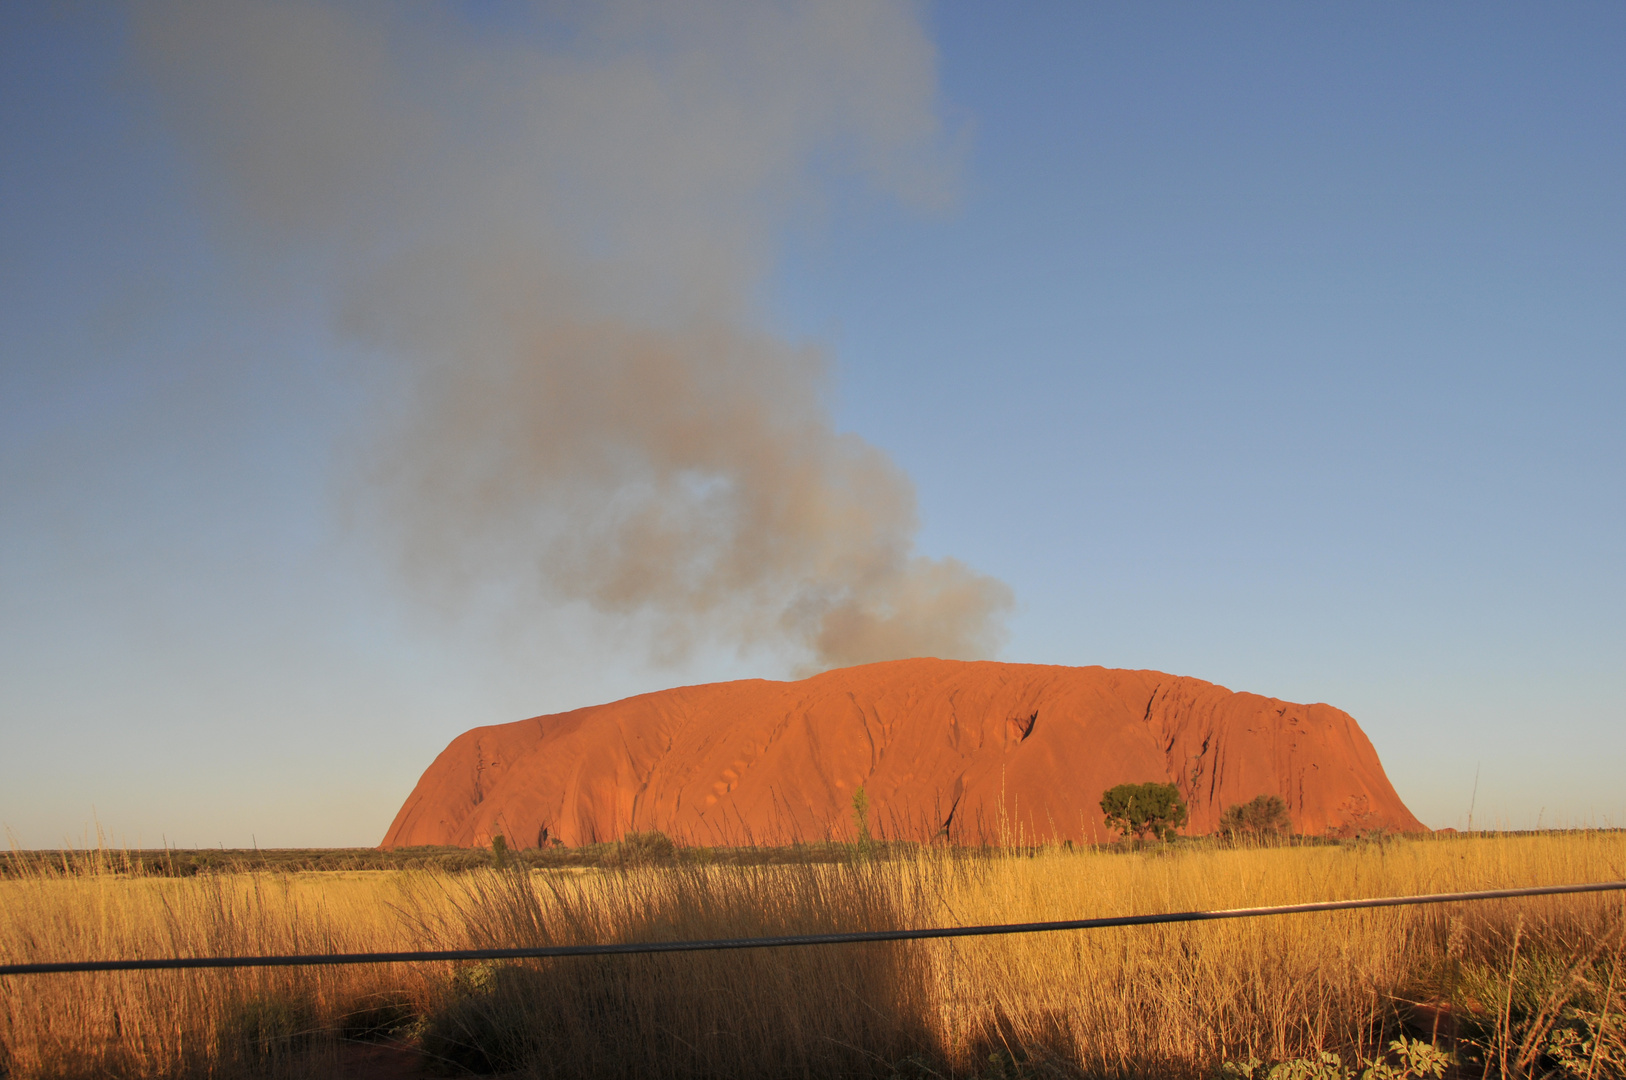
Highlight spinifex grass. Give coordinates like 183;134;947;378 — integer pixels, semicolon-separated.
1;832;1622;1079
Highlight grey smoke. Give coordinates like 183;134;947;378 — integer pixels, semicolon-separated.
131;0;1013;669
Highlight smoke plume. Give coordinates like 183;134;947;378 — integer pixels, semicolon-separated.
131;0;1013;669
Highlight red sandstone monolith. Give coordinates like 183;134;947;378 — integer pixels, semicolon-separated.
381;659;1423;848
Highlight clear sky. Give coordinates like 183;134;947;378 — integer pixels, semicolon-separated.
3;2;1622;847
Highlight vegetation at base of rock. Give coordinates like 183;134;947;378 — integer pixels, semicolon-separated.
1219;793;1294;838
4;832;1624;1079
0;827;1565;880
0;840;955;877
608;829;679;866
1100;780;1190;841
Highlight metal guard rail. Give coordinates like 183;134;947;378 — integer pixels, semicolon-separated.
3;879;1623;977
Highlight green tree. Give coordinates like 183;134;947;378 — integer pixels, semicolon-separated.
1099;782;1188;842
489;834;509;870
1217;793;1293;839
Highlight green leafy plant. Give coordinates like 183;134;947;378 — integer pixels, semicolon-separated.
1219;1039;1452;1080
1099;781;1188;842
1272;1051;1350;1080
1358;1036;1453;1080
1217;1051;1348;1080
490;834;509;870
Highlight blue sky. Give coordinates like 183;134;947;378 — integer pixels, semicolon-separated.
2;3;1622;846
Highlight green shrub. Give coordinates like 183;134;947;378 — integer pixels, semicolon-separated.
1099;782;1188;841
1218;1036;1452;1080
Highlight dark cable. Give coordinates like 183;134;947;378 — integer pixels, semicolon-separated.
3;879;1622;977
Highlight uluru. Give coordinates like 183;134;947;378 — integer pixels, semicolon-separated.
382;659;1424;848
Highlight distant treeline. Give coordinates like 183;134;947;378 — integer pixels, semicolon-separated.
6;828;1603;878
0;840;920;878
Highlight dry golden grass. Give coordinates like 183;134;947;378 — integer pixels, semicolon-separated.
0;861;438;1077
2;833;1623;1079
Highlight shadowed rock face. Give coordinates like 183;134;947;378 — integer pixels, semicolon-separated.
381;659;1424;848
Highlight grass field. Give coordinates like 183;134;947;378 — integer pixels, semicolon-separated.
2;832;1623;1079
0;838;929;879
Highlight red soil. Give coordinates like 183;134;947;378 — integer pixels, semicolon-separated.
381;659;1423;848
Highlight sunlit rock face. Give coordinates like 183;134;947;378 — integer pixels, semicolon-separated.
381;658;1423;848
